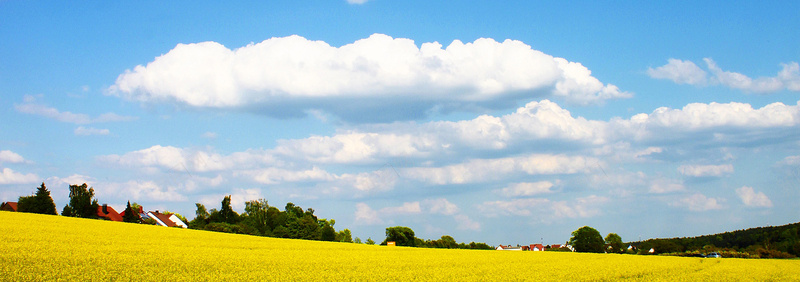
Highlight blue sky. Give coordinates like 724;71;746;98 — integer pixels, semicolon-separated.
2;1;799;245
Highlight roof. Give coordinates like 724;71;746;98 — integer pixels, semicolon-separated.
148;211;178;227
1;202;18;212
97;205;123;222
119;206;144;217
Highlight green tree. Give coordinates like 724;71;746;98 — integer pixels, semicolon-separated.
605;233;624;254
122;201;140;223
189;203;210;229
383;226;416;247
61;183;99;219
211;195;239;224
365;237;376;245
337;229;353;243
569;226;604;253
353;237;362;244
320;222;336;241
17;182;57;215
244;199;271;235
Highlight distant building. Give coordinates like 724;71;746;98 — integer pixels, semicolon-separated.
496;245;524;251
1;202;18;212
147;211;187;228
530;244;545;251
97;204;123;222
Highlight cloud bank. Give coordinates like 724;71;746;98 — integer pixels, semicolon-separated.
108;34;630;122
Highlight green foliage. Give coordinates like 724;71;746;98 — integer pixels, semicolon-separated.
243;199;270;235
569;226;605;253
365;237;376;245
383;226;416;247
61;183;99;219
189;203;209;229
17;183;57;215
353;237;362;244
605;233;624;254
122;201;140;223
336;229;353;243
320;223;336;241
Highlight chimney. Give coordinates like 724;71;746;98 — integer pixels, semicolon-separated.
102;204;108;214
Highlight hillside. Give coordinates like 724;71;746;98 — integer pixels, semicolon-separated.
632;221;800;257
3;211;800;280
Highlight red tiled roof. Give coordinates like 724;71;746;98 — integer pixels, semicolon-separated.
119;206;143;217
1;202;18;212
97;205;123;222
149;211;178;227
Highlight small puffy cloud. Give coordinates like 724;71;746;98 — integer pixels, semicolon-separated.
354;203;383;225
15;95;138;124
649;58;800;93
678;164;733;177
108;34;629;122
0;168;39;185
346;0;369;4
647;59;708;85
74;126;110;136
735;186;772;208
0;150;26;164
649;178;685;194
498;181;556;197
670;193;723;211
424;198;460;215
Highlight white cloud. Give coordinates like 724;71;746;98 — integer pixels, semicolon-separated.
0;150;25;164
15;95;138;124
246;166;334;184
346;0;369;4
649;58;800;93
380;201;422;215
0;168;39;185
354;203;383;225
202;132;218;139
103;180;188;202
735;186;772;208
99;145;276;173
498;181;556;197
108;34;630;121
647;59;708;85
670;193;723;211
425;198;460;215
453;214;481;231
74;126;110;136
678;164;733;177
479;195;608;219
649;178;685;194
627;100;800;131
404;154;599;185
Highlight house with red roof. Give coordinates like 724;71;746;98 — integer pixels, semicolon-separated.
97;204;123;222
146;211;187;228
1;202;18;212
530;244;545;251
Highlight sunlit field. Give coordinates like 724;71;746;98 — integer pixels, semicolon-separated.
2;211;799;281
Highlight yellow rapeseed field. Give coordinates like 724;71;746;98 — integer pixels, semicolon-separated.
2;211;799;281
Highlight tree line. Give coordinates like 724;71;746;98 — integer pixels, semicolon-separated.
380;226;493;250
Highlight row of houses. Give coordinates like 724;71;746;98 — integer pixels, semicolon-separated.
496;244;570;251
1;201;187;228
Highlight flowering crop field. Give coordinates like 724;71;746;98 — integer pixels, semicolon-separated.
2;211;799;281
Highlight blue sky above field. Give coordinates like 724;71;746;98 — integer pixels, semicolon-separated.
1;1;799;245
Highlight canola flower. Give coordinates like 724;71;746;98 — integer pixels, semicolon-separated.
2;211;799;281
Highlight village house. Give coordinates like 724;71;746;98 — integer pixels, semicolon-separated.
146;211;187;228
1;202;18;212
97;204;123;222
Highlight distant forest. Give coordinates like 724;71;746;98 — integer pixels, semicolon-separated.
631;222;800;258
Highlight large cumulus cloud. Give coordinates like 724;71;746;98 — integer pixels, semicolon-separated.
108;34;630;122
